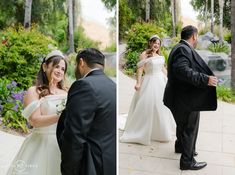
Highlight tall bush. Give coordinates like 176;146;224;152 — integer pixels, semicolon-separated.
74;26;100;52
0;26;57;89
124;22;166;72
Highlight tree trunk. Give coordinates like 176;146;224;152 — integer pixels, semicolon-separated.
211;0;214;33
171;0;176;37
24;0;33;29
73;0;79;31
231;0;235;92
205;0;208;28
219;0;224;43
68;0;74;53
145;0;150;22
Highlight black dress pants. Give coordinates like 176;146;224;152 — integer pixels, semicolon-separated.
170;108;200;165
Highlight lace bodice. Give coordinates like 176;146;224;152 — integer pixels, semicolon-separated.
137;56;165;75
22;94;67;134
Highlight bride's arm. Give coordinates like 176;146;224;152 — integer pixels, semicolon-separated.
162;66;167;76
135;52;146;91
24;86;59;128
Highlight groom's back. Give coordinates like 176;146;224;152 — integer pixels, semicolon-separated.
83;71;116;175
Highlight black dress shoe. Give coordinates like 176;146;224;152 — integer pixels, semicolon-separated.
175;150;198;157
180;161;207;170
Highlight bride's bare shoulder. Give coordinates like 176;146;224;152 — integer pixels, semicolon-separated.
140;51;148;60
24;86;39;107
26;86;38;95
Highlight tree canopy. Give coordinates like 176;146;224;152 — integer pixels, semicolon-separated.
191;0;231;28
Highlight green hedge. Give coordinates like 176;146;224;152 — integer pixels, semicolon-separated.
124;22;167;73
0;26;57;89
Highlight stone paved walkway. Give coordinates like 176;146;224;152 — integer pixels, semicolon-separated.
118;70;235;175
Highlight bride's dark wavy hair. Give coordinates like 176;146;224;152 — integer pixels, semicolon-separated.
35;56;68;98
146;36;162;57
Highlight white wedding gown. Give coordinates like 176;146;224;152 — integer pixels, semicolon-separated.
6;94;67;175
120;56;175;145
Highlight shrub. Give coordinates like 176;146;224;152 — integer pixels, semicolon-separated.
119;0;135;40
66;53;76;86
217;86;235;103
124;51;139;73
0;78;28;133
74;26;101;52
124;22;167;74
124;68;135;76
0;26;57;89
104;42;116;52
161;47;170;63
224;31;231;44
208;43;230;54
126;22;166;53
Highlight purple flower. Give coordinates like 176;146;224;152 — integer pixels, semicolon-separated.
7;84;12;89
12;104;19;112
11;91;25;102
6;81;17;89
11;93;21;101
11;81;17;87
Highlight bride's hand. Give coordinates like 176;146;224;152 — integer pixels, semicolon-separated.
134;83;141;91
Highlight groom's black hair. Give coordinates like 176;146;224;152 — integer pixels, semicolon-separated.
181;25;198;40
76;48;105;68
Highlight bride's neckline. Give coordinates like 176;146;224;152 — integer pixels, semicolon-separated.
146;55;163;59
43;93;67;98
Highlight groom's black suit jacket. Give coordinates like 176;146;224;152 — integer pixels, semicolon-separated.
57;69;116;175
163;40;217;112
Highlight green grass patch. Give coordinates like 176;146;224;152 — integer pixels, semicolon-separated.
217;86;235;103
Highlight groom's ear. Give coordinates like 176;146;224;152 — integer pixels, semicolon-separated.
79;58;86;67
192;33;198;41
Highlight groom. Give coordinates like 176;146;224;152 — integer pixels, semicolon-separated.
56;48;116;175
163;25;217;170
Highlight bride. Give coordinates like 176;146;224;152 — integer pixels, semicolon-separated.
6;50;67;175
120;35;175;145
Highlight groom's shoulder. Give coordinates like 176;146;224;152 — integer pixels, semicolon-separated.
69;79;93;92
172;42;192;56
71;78;91;87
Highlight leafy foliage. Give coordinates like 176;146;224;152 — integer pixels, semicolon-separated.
0;78;29;133
0;26;57;89
0;0;24;29
119;0;173;40
104;42;116;52
124;22;166;73
208;43;230;54
0;0;76;52
101;0;116;10
224;31;231;44
119;0;135;39
126;22;166;53
217;86;235;103
124;51;139;73
74;26;101;52
191;0;231;28
66;53;76;84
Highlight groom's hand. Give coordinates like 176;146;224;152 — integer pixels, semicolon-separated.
208;76;218;86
